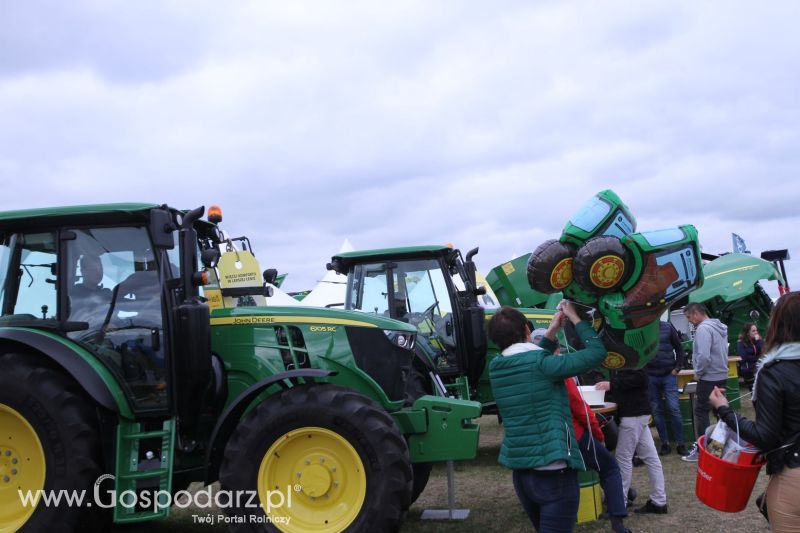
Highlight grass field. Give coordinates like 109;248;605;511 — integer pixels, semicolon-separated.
401;400;770;533
116;395;770;532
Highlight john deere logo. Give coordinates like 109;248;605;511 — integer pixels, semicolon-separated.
550;258;573;290
602;351;626;369
589;255;625;289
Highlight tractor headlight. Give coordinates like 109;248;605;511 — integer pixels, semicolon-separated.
383;330;416;350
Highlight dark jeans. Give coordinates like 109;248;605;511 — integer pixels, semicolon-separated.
512;467;579;532
739;361;756;389
694;378;727;438
648;373;684;445
578;432;627;517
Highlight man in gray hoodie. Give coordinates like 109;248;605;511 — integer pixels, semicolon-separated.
682;302;729;462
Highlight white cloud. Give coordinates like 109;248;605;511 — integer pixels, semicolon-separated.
0;0;798;296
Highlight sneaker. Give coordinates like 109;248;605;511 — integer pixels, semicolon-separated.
676;444;688;456
681;443;699;462
634;499;668;514
659;443;671;456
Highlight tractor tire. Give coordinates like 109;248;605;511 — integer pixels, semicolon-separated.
572;236;630;295
403;358;434;505
403;359;432;408
219;384;412;533
0;352;102;533
409;462;432;506
527;239;577;294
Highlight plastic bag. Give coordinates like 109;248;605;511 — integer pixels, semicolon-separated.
706;420;729;458
704;418;759;463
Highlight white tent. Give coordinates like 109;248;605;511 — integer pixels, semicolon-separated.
300;239;354;308
266;284;303;306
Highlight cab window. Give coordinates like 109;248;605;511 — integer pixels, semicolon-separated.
349;263;390;315
0;232;58;319
65;226;167;411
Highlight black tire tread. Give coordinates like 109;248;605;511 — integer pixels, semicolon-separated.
0;351;102;533
219;384;412;532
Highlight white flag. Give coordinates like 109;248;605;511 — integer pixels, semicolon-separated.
732;233;749;254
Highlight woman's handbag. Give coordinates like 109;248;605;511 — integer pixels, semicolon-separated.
755;491;768;522
596;412;619;451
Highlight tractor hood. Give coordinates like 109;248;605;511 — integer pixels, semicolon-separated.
689;253;784;304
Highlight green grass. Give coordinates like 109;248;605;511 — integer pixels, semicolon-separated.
116;395;769;532
402;396;769;533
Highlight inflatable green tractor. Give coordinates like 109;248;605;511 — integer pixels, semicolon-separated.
527;190;704;369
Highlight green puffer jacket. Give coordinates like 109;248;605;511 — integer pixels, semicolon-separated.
489;321;607;470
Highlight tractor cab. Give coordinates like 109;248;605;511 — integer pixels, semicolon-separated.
0;203;216;430
330;245;488;387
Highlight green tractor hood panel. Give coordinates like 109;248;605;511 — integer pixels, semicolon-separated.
209;305;417;333
689;253;784;304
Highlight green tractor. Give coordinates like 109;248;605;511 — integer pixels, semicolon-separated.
0;203;480;533
327;245;558;412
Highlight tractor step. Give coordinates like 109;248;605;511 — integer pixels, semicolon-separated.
113;419;175;524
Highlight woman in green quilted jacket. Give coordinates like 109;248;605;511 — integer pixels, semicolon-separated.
488;302;608;533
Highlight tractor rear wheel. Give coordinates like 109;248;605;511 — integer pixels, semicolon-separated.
219;384;412;532
0;352;102;533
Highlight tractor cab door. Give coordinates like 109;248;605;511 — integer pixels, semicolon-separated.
64;226;169;413
348;258;463;374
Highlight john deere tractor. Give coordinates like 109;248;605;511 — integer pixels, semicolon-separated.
0;203;480;533
328;246;557;413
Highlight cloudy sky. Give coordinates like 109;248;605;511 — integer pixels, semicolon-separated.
1;1;798;296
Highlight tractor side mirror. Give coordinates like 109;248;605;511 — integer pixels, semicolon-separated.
149;208;176;249
263;269;278;285
201;248;221;269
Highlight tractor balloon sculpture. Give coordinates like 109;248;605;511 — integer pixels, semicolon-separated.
527;190;704;369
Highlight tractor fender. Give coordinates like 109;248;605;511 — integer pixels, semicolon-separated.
205;368;336;482
0;328;127;416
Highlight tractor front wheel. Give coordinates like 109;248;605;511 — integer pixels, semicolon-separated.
219;384;412;532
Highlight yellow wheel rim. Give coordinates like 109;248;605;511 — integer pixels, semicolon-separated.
257;427;366;533
0;403;46;532
602;351;627;369
589;255;625;289
549;258;574;290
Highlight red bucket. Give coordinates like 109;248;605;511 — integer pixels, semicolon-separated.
695;436;765;512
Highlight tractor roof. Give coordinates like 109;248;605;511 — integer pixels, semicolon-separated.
330;245;455;274
0;203;161;231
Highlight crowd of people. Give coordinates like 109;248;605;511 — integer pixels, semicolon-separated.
487;293;800;533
